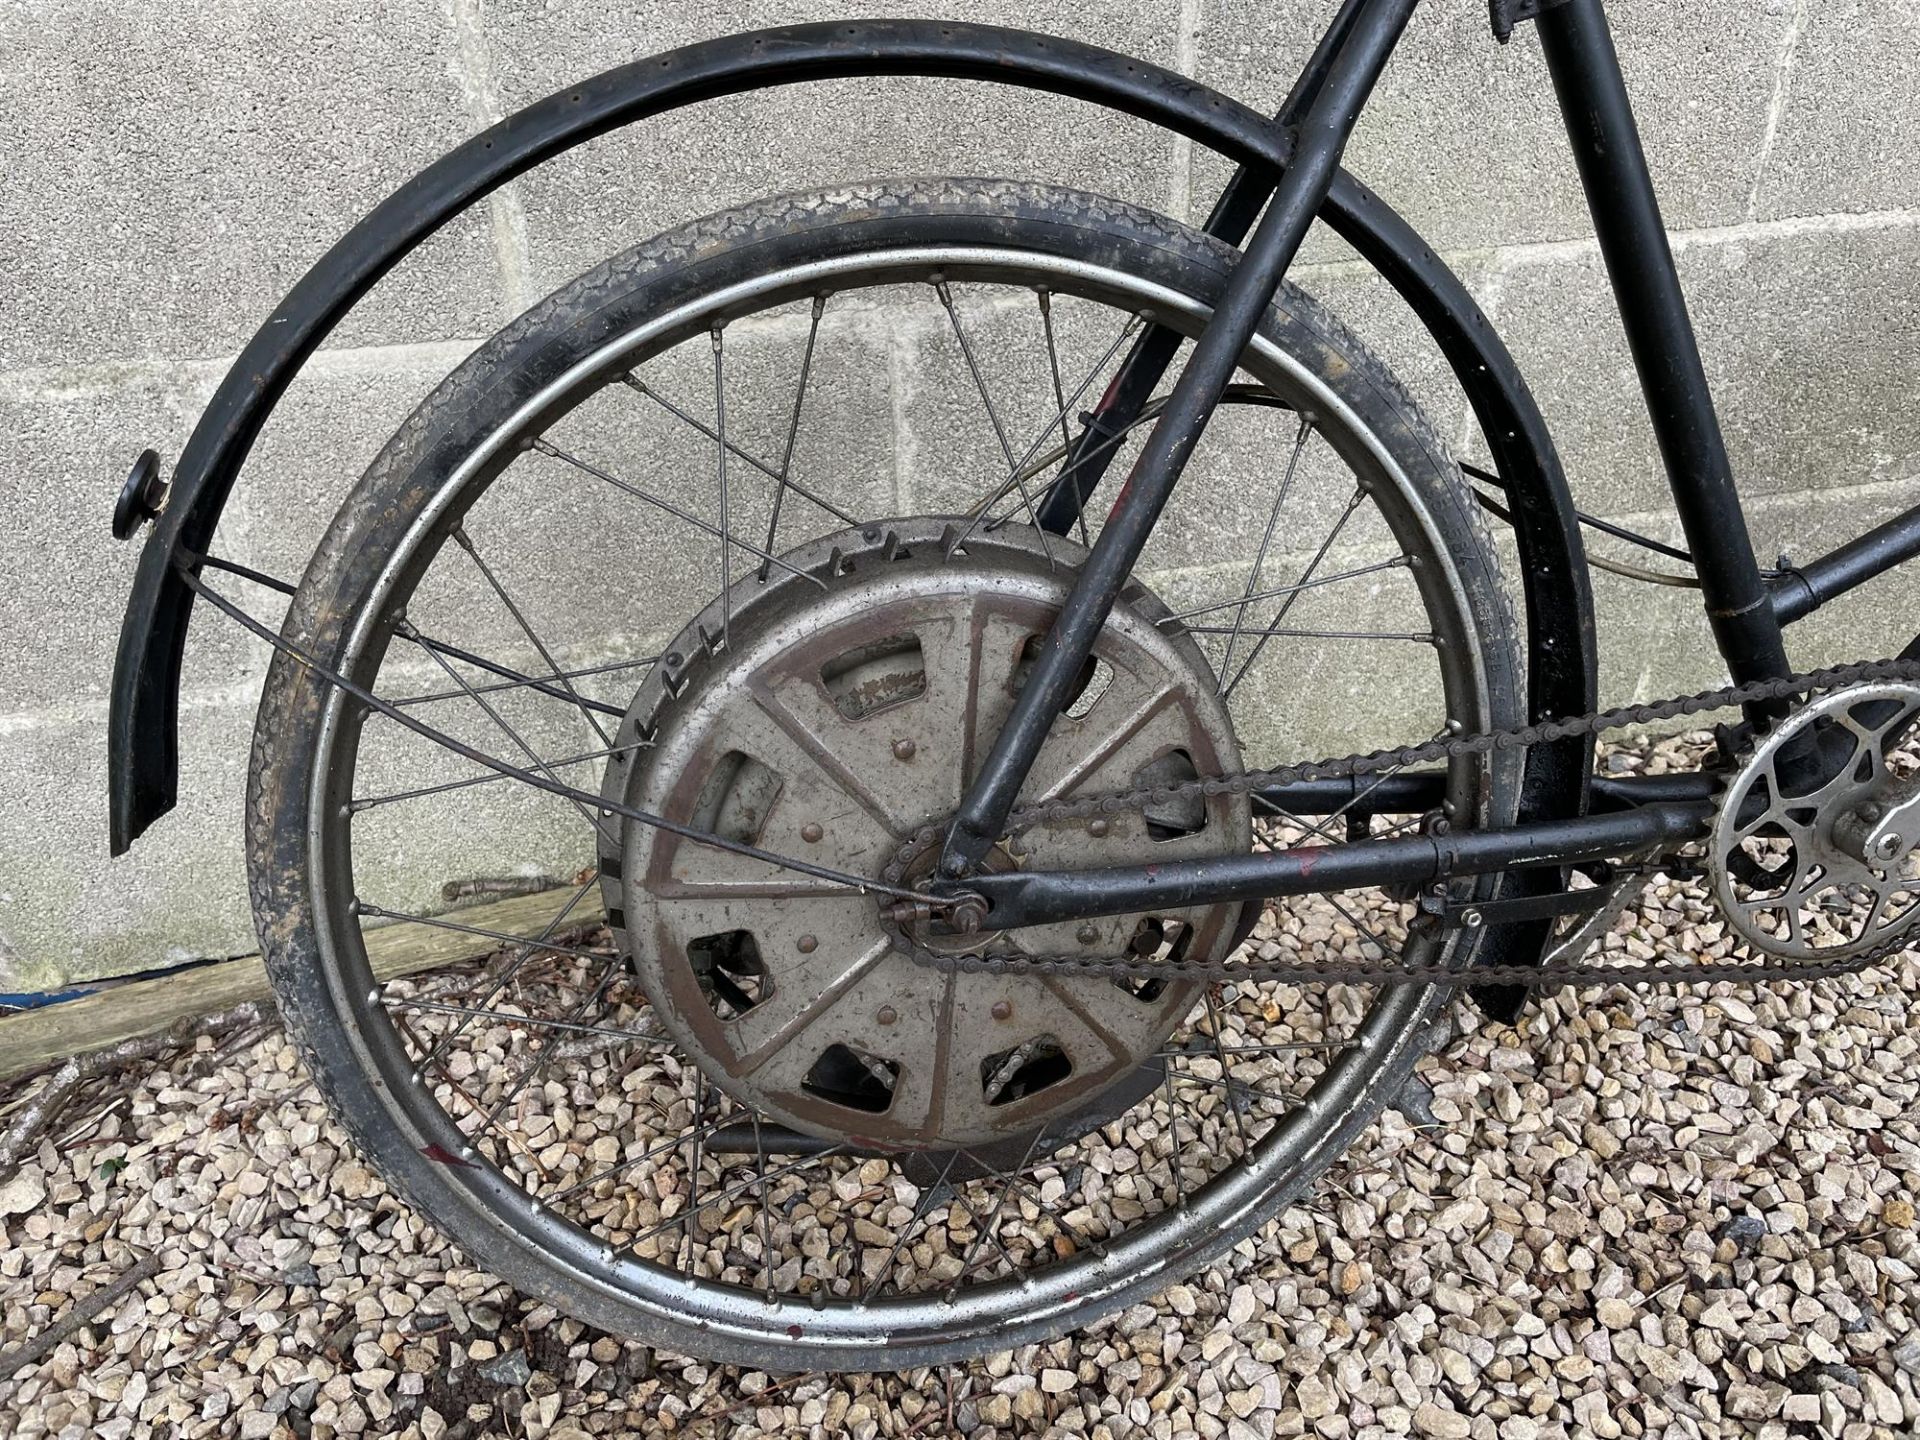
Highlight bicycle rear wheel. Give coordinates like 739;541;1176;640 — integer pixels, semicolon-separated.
246;179;1521;1367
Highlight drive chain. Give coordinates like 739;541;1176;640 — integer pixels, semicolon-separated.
883;656;1920;988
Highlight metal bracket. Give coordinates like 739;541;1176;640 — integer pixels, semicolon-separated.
1490;0;1576;45
1446;875;1614;931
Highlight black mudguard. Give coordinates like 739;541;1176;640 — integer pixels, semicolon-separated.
106;20;1595;1014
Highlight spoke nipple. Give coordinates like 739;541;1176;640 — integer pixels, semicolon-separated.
991;1000;1013;1021
876;1005;898;1026
800;822;824;843
891;738;917;761
797;935;818;954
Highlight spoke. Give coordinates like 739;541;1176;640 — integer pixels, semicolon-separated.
386;652;660;712
680;1072;711;1272
1186;624;1436;643
1156;1037;1355;1059
947;1133;1048;1287
185;574;941;904
435;1070;557;1180
761;294;828;579
751;1110;775;1297
935;279;1055;567
1162;1063;1186;1208
619;373;862;533
992;385;1296;534
1037;290;1089;547
1201;986;1255;1158
1168;1058;1300;1113
860;1151;963;1304
1258;735;1441;849
965;1147;1106;1262
529;436;827;590
398;630;628;720
712;327;734;649
1258;782;1428;967
402;879;600;1081
398;617;614;845
358;902;608;963
1159;556;1411;624
1223;416;1313;685
548;1113;730;1205
618;1142;848;1257
1222;485;1369;702
351;738;645;812
951;307;1144;555
482;955;625;1125
384;995;671;1049
452;527;613;746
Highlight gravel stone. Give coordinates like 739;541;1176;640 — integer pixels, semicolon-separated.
0;735;1914;1437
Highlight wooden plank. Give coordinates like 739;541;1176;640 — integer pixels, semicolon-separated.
0;889;605;1085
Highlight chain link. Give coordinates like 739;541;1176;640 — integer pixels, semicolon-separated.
884;656;1920;989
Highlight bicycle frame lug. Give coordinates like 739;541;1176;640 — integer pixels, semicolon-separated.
1489;0;1576;46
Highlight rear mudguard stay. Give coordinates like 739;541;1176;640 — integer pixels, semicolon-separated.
108;20;1595;1003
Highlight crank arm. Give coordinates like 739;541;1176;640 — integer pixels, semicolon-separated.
956;802;1708;931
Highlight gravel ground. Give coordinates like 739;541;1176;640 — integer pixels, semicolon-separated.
2;736;1918;1440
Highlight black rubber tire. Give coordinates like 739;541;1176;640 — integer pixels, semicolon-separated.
247;178;1522;1369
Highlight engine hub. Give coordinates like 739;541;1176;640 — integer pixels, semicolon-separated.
599;519;1252;1150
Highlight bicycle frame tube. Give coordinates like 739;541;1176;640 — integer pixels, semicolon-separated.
1031;0;1374;536
938;0;1426;878
936;0;1840;932
1534;0;1793;695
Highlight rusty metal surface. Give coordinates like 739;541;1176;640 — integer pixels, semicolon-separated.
603;520;1251;1149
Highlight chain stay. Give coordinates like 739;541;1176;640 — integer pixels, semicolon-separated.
887;656;1920;988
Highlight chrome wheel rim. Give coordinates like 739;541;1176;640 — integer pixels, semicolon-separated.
300;240;1494;1355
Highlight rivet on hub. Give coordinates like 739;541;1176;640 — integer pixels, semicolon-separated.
991;1000;1013;1021
875;1005;898;1026
891;737;917;761
800;822;824;843
796;934;818;954
1088;818;1110;838
1076;923;1100;945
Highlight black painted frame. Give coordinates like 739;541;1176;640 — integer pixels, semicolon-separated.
107;2;1920;982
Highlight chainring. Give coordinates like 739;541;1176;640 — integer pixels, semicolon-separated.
1711;680;1920;961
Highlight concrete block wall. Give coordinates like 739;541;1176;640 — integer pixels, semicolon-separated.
4;0;1917;989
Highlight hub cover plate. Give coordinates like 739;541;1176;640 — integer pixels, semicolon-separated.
600;520;1252;1149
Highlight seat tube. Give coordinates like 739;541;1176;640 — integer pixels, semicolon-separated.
1534;0;1792;690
